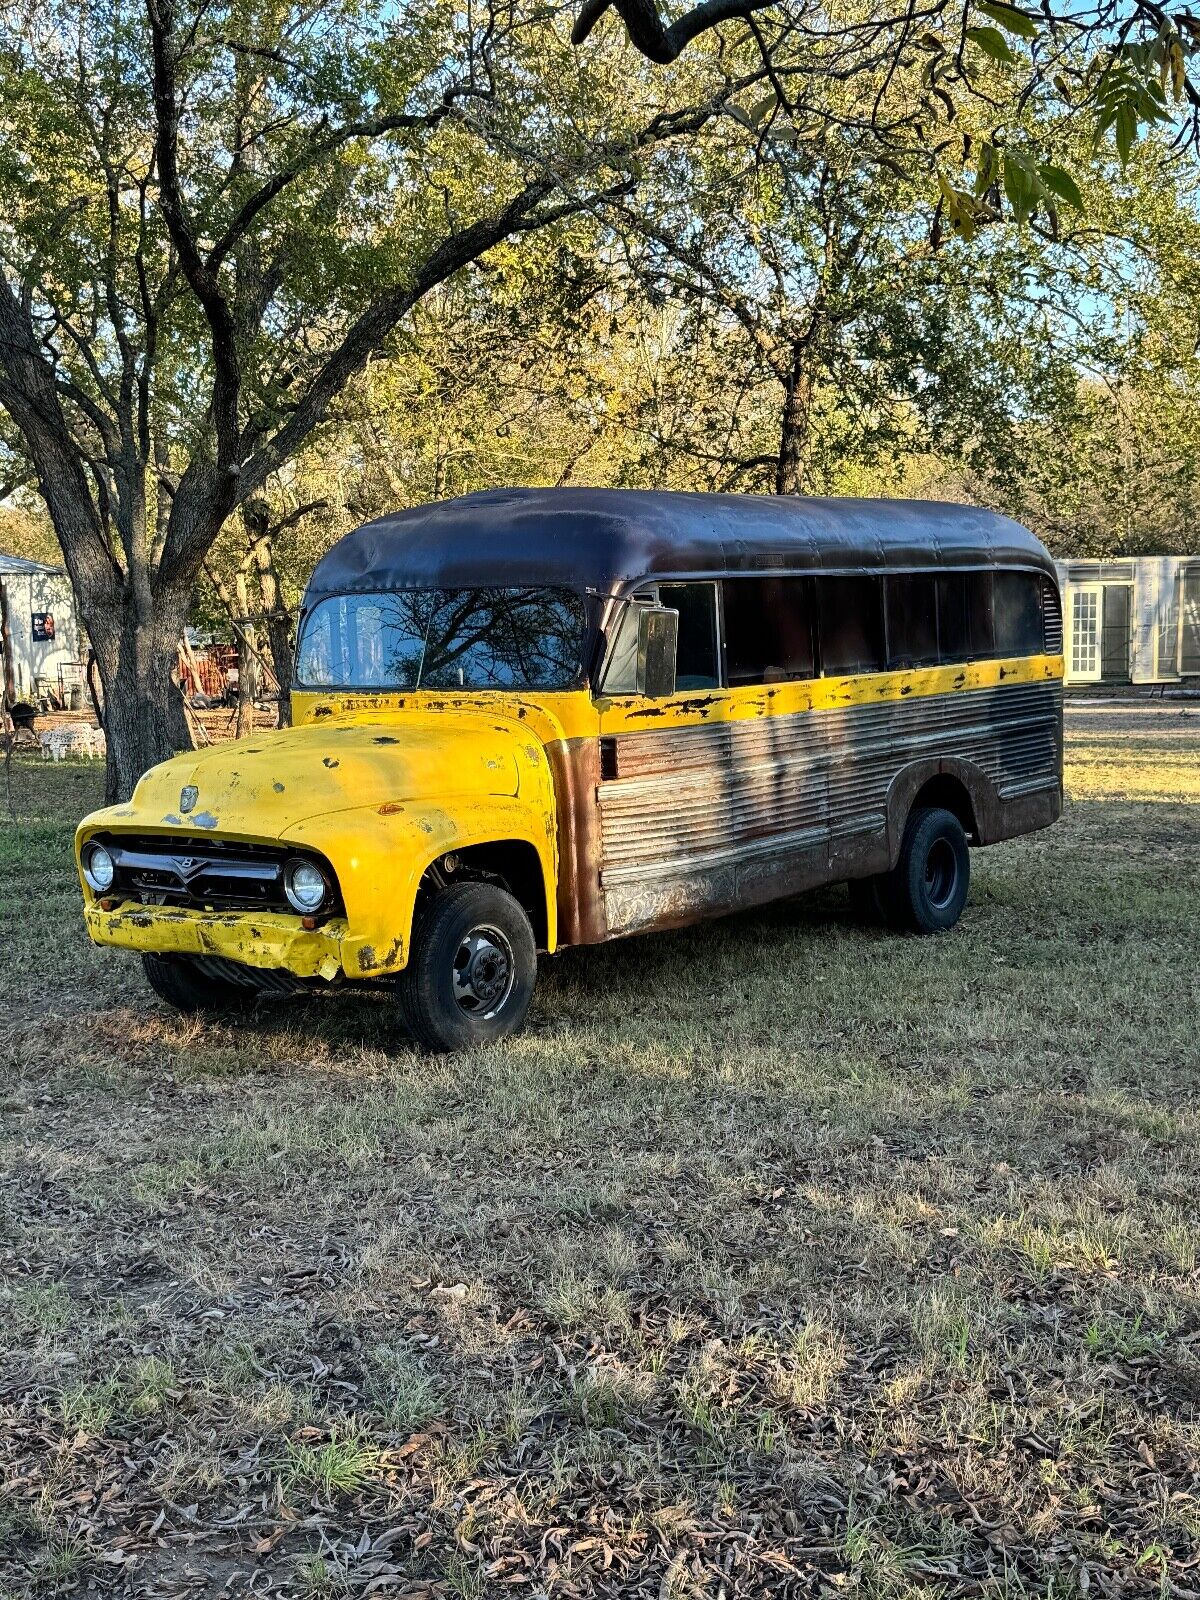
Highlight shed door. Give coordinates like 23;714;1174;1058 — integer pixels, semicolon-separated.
1100;584;1131;682
1068;584;1102;682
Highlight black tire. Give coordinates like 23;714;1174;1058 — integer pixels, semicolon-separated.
397;882;536;1052
887;806;970;934
141;953;254;1014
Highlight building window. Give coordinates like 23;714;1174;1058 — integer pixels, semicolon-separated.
936;573;994;663
658;583;720;690
722;577;816;685
884;575;939;669
816;576;886;676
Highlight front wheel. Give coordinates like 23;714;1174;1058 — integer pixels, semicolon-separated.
889;806;971;934
397;882;537;1052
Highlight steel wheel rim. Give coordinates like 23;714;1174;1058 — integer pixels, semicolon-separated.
924;838;958;909
451;924;516;1019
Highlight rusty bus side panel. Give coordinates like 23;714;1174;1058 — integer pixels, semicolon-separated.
592;678;1062;938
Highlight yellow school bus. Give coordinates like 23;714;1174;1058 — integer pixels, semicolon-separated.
76;490;1064;1050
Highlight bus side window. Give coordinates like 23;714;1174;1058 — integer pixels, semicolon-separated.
659;584;720;690
993;572;1045;657
885;575;939;668
816;576;886;676
936;573;993;663
722;577;816;685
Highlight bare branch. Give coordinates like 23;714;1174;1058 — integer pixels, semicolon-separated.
572;0;775;63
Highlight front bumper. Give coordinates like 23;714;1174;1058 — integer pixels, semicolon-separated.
83;900;361;981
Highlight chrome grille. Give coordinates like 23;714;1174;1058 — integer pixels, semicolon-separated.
97;835;337;915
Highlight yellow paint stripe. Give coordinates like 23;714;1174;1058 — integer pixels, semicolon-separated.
595;654;1064;735
292;655;1063;745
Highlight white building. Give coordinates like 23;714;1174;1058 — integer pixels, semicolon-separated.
1056;556;1200;686
0;552;84;705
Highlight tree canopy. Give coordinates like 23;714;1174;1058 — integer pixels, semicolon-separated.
1;0;1198;793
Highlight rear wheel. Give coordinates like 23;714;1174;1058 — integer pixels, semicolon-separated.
397;882;536;1052
888;806;970;934
141;953;255;1014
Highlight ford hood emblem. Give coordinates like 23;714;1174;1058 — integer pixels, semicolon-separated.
179;785;199;814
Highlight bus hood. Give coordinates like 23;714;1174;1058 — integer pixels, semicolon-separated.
108;717;523;841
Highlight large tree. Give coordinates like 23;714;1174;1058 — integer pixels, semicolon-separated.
0;0;752;799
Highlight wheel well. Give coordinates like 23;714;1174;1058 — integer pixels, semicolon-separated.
416;840;549;948
911;775;979;843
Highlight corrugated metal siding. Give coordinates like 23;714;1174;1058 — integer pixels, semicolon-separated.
598;680;1060;926
1042;577;1063;656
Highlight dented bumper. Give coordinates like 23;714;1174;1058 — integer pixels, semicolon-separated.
83;901;365;981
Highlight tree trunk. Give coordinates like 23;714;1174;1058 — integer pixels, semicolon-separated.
234;568;258;739
775;341;815;496
251;535;293;727
0;578;15;713
91;578;194;803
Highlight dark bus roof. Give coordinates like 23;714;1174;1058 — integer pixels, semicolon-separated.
304;488;1056;603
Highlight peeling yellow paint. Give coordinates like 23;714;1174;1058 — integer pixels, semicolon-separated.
76;702;561;981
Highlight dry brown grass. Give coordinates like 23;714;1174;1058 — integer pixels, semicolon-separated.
1;698;1198;1599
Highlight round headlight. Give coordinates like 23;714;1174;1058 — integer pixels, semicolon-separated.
284;858;328;914
83;841;115;893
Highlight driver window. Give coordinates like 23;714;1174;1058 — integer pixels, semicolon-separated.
599;599;646;695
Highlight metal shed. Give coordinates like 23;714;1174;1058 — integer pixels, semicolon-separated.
0;551;84;706
1055;556;1200;686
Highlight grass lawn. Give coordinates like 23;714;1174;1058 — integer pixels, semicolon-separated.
1;700;1198;1599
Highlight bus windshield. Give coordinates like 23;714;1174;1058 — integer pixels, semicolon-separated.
295;587;588;691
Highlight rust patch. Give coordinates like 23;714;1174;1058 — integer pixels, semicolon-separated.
313;704;333;718
356;945;376;971
546;736;607;948
323;757;340;768
378;801;405;815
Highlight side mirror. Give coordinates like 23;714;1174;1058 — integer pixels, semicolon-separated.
636;606;678;698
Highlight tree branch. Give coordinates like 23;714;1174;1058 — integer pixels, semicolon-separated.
572;0;776;63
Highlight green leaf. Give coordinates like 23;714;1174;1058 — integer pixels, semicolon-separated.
965;25;1017;63
1039;163;1084;209
1002;150;1038;221
976;1;1039;39
1115;100;1137;165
